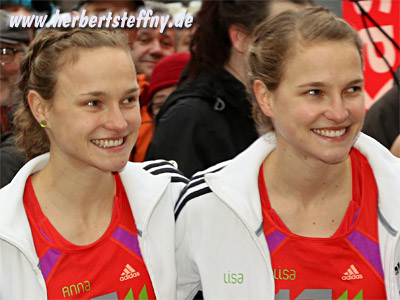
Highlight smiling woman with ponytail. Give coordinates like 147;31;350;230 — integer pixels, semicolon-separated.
175;7;400;299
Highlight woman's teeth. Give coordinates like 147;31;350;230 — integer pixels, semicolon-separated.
312;128;346;137
91;138;123;148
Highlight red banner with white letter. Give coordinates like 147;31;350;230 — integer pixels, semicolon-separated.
342;0;400;109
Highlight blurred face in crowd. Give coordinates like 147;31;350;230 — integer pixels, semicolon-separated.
176;28;192;53
131;27;176;78
256;41;365;165
0;42;25;106
36;47;141;172
149;85;176;117
1;3;34;38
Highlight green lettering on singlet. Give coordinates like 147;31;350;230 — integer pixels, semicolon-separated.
139;285;148;300
124;288;134;300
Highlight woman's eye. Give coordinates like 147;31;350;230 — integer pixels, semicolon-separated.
307;89;321;96
122;97;135;104
347;86;361;93
87;100;99;107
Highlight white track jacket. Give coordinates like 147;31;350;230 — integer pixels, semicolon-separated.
175;132;400;299
0;154;187;299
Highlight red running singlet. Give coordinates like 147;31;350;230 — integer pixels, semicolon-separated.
259;148;386;300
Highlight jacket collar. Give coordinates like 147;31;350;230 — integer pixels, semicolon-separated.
354;133;400;231
0;154;50;262
205;132;277;232
0;154;171;253
119;163;170;234
205;132;400;233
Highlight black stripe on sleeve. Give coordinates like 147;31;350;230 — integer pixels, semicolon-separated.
174;178;206;210
150;167;185;176
190;166;225;181
171;176;189;184
143;161;173;171
175;187;212;220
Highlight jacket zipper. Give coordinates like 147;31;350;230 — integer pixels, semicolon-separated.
135;180;170;299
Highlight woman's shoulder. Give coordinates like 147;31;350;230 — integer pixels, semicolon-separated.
356;133;400;165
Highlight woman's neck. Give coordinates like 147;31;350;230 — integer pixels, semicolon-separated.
30;154;116;245
264;146;351;206
224;50;246;84
262;144;353;238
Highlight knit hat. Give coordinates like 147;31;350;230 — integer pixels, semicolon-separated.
142;52;190;106
0;10;30;44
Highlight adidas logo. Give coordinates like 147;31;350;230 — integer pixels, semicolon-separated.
341;264;363;280
119;264;141;282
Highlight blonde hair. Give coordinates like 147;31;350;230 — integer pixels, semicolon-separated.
248;7;363;135
14;28;131;161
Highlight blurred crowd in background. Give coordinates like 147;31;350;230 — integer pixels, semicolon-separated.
0;0;399;188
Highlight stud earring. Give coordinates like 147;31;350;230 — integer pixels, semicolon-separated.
40;120;47;128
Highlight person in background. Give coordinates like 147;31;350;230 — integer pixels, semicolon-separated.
0;9;29;135
0;28;187;299
133;52;190;162
129;1;177;161
0;9;30;187
146;53;190;119
176;26;194;54
362;83;399;150
0;1;35;41
131;1;176;83
174;6;198;54
146;0;313;178
175;7;400;299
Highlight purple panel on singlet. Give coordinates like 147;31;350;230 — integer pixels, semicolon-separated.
347;229;384;278
40;248;62;280
112;227;142;258
265;230;287;253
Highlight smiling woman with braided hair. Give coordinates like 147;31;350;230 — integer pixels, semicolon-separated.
0;28;187;299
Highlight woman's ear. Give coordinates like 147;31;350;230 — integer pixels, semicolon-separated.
27;90;49;126
228;24;248;54
253;79;274;118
